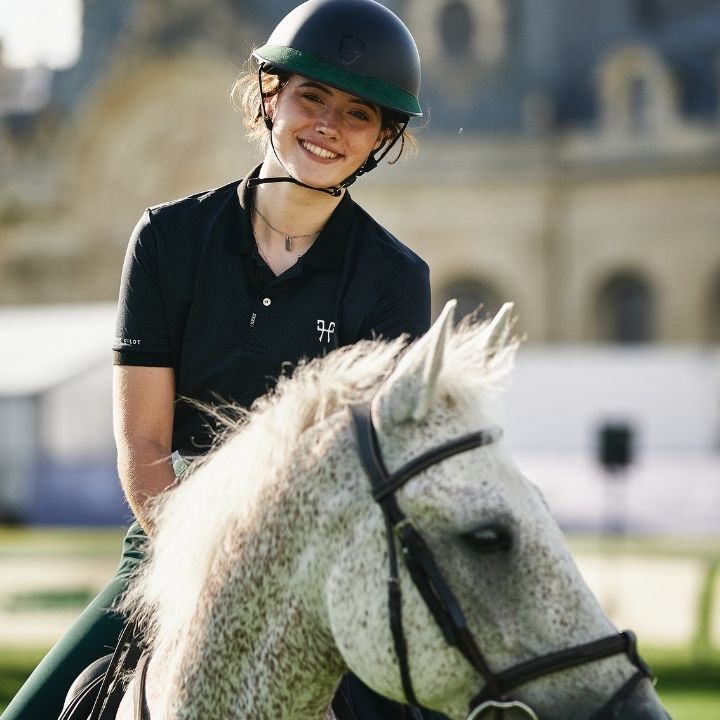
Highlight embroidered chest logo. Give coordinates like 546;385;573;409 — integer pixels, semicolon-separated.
317;319;336;343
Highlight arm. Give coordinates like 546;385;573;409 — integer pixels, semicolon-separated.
113;365;176;534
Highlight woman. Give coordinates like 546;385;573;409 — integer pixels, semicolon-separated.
2;1;436;719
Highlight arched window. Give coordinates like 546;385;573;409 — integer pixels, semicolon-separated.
631;0;663;27
429;0;506;68
597;45;677;135
628;75;652;131
438;277;501;324
439;1;475;60
596;272;654;343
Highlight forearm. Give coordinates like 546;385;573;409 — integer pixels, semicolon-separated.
113;365;176;534
117;436;176;534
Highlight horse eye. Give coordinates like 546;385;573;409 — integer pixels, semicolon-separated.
461;524;512;554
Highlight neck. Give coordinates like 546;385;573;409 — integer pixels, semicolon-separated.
253;156;344;241
132;598;343;720
176;595;342;719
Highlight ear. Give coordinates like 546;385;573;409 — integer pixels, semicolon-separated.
373;300;456;432
481;302;514;358
459;302;516;381
265;93;277;122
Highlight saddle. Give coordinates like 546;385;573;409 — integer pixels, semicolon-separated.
58;623;146;720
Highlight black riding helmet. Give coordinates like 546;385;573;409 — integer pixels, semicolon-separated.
249;0;422;196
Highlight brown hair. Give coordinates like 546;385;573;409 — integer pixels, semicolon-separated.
230;62;416;162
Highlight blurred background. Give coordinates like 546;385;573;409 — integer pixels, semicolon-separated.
0;0;719;716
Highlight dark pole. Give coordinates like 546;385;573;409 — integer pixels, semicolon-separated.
597;422;635;535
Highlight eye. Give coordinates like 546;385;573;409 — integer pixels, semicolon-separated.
302;92;323;103
349;109;370;122
460;524;512;554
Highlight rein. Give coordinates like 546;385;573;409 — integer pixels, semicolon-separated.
348;402;653;720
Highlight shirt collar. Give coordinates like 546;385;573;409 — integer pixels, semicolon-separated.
236;165;352;270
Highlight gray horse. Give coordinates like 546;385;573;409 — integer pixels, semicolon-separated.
103;302;670;720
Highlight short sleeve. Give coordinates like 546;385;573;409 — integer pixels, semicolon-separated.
361;261;431;342
113;210;174;367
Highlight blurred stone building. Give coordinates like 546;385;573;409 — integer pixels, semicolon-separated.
1;0;719;344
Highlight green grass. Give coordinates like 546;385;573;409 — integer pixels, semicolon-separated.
566;534;720;560
637;647;719;719
660;691;719;720
0;588;97;612
0;527;125;558
1;645;717;716
0;647;48;714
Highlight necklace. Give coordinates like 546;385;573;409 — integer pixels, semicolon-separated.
252;221;305;271
251;201;321;252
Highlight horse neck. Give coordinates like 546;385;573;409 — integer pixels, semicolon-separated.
148;417;354;720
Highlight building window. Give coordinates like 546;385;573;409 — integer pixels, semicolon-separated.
632;0;663;27
596;272;654;343
439;1;474;59
629;75;652;131
438;277;501;324
431;0;507;68
597;45;677;135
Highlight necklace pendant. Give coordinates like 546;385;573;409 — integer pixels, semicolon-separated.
285;235;293;252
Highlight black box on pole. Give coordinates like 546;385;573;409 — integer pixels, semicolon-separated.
598;423;634;472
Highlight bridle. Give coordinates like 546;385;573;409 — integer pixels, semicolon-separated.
348;402;654;720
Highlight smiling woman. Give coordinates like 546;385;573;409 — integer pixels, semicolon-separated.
0;0;80;68
1;2;434;720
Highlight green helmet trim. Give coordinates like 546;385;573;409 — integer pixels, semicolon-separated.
254;44;422;118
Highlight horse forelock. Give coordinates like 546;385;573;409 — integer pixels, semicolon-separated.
121;314;518;672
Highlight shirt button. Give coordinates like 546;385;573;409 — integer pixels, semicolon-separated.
262;297;271;307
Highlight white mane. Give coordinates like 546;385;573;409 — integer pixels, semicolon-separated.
120;314;518;663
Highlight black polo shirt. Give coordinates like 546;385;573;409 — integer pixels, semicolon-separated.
113;167;430;454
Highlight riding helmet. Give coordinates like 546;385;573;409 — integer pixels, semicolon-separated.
252;0;422;118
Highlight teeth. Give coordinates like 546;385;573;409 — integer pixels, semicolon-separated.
302;141;338;159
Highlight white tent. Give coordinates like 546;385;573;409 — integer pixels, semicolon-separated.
0;303;127;524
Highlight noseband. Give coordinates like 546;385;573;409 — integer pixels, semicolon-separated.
348;403;653;720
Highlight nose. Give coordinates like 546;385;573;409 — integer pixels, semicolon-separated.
315;106;341;138
613;678;672;720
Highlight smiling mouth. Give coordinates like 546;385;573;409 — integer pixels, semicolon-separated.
301;140;340;160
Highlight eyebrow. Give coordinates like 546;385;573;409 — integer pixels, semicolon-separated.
297;80;379;114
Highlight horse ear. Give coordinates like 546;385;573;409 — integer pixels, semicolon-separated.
482;302;514;358
374;300;456;430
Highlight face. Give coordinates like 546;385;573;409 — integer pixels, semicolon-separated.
265;75;386;189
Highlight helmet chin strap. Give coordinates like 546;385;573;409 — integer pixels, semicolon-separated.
247;65;408;198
